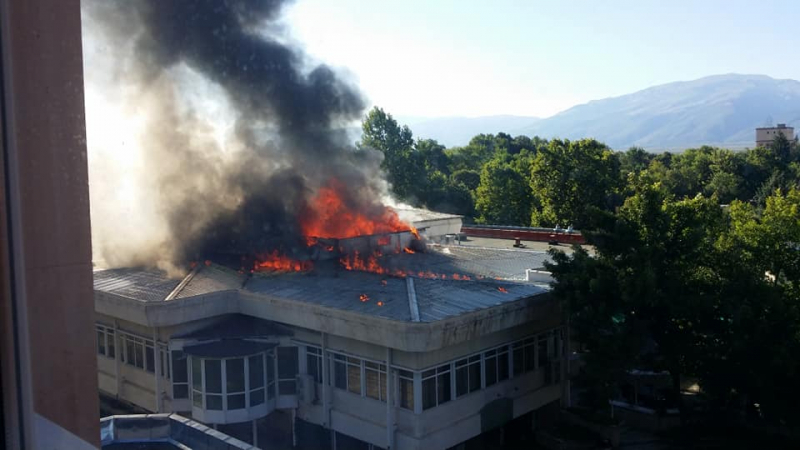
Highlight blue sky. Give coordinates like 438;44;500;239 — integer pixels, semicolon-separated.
284;0;800;118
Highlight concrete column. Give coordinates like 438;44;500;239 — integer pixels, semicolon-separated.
153;327;161;412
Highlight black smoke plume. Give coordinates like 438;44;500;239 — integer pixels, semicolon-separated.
83;0;391;272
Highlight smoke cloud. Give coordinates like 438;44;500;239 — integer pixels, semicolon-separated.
83;0;390;274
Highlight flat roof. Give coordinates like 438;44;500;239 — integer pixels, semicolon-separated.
94;245;551;324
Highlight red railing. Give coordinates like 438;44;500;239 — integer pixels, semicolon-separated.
461;226;586;245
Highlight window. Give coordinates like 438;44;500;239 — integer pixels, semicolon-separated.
191;357;202;408
277;346;298;395
306;346;323;383
145;344;155;374
364;361;387;401
190;355;269;411
332;353;363;396
159;346;170;379
538;334;549;369
249;354;265;407
455;355;481;397
97;329;105;355
398;370;414;410
484;346;510;387
266;353;276;400
512;336;536;376
172;350;188;399
421;364;451;410
226;358;246;409
205;359;222;410
95;325;115;359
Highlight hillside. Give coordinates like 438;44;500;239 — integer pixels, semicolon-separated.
402;75;800;150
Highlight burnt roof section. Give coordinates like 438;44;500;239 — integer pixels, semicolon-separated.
172;315;292;340
93;267;182;302
94;245;551;322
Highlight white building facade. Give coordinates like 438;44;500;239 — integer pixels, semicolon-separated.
94;244;563;450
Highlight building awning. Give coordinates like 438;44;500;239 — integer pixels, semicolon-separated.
182;340;276;358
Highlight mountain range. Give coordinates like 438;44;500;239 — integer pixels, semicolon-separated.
402;74;800;150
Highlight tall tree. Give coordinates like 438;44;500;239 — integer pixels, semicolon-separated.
475;154;533;225
530;138;620;228
359;107;423;201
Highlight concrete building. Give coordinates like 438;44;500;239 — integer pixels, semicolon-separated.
756;123;794;147
93;236;564;450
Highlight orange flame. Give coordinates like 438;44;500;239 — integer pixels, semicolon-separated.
497;287;509;293
300;179;412;239
377;301;384;306
410;227;421;240
360;293;369;302
403;248;415;254
255;250;313;272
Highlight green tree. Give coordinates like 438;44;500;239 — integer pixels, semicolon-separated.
546;179;727;414
359;107;423;201
451;169;481;191
530;138;620;228
475;155;533;225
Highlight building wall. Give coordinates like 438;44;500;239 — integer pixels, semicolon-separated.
756;126;794;147
97;311;563;450
0;1;99;448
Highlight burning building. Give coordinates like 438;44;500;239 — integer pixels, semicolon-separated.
83;1;565;449
93;219;565;449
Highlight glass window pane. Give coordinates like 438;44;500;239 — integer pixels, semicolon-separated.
455;366;468;397
191;357;202;390
206;394;222;410
468;361;481;393
437;372;451;404
277;347;298;379
192;390;202;408
365;367;380;400
485;356;498;387
538;338;547;369
174;384;188;399
227;393;245;410
145;346;155;373
400;377;414;410
97;330;105;355
267;382;275;400
347;363;361;395
249;355;264;389
134;343;144;369
126;340;135;366
513;348;523;376
498;351;509;381
226;358;245;393
205;359;222;393
173;351;188;383
334;360;347;390
307;354;319;382
250;388;265;406
119;336;126;363
266;354;274;385
107;333;115;358
422;378;436;410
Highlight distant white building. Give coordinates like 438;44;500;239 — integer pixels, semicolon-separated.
756;123;794;147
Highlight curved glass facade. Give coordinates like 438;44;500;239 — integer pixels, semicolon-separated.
189;352;275;422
